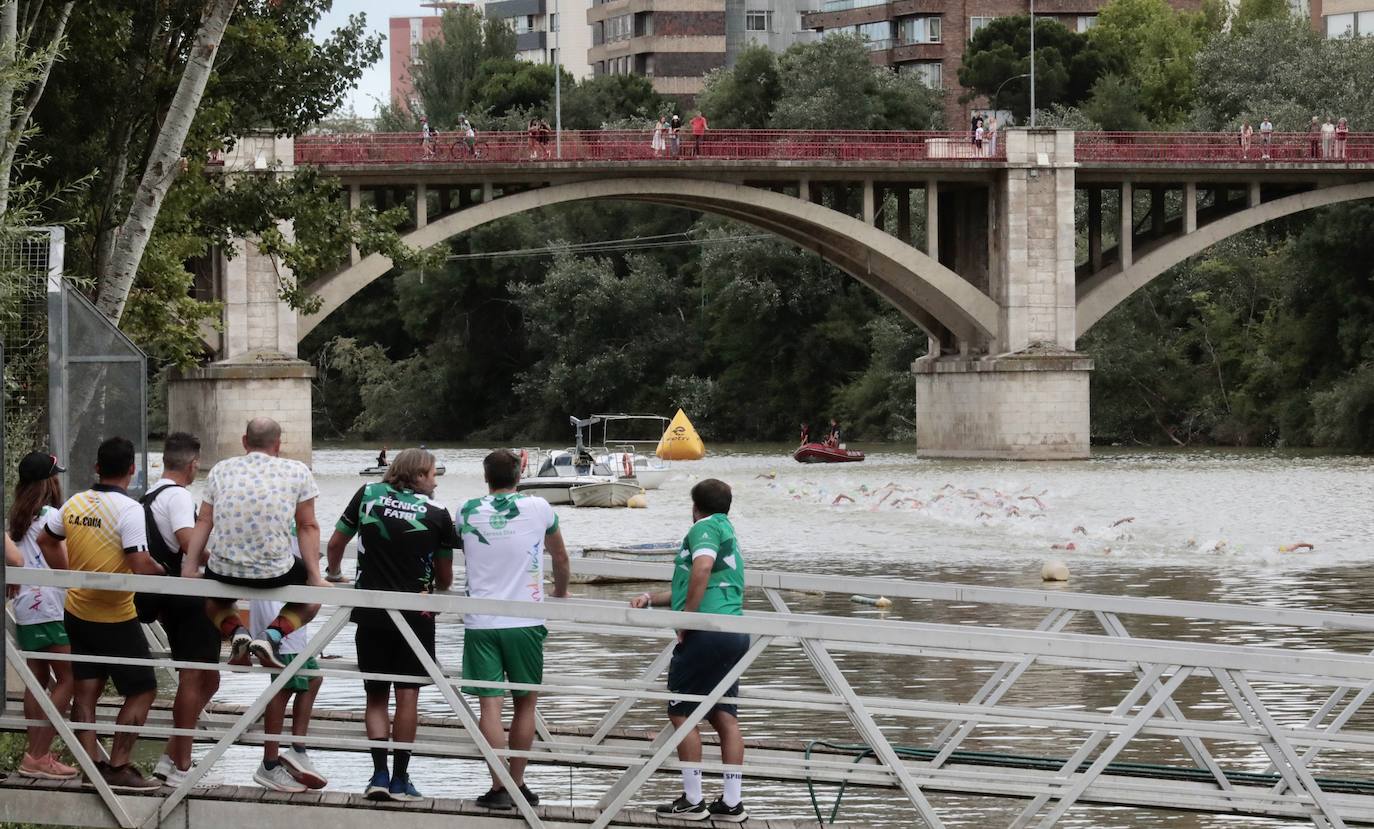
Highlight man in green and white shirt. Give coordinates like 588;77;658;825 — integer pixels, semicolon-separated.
459;450;570;811
630;478;749;822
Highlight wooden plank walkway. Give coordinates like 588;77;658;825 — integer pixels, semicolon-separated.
0;775;833;828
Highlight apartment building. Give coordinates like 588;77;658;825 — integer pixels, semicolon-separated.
588;0;819;100
1311;0;1374;35
801;0;1199;127
389;13;447;112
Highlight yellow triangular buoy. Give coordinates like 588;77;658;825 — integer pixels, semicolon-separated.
656;409;706;460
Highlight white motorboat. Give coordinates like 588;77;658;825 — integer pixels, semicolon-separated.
360;464;446;476
569;480;644;508
563;541;678;583
515;417;625;505
591;414;673;490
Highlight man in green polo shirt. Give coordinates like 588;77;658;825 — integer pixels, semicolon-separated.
629;478;748;822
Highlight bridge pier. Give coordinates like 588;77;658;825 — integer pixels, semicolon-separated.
914;129;1092;460
168;135;315;466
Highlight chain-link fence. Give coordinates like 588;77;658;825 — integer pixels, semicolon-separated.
0;227;58;492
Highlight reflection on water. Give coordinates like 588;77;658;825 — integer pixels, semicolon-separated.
170;446;1374;827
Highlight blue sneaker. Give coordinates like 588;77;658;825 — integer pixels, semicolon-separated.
365;769;391;801
388;774;423;802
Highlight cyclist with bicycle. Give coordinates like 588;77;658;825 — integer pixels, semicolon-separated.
460;116;476;156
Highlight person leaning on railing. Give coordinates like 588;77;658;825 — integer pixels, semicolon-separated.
630;478;750;822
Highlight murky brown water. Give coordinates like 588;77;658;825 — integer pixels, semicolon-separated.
186;446;1374;826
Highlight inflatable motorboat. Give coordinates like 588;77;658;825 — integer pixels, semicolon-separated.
792;443;865;463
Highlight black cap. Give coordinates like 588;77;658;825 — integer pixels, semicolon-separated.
18;451;64;484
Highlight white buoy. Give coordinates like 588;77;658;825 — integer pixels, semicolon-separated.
1041;560;1070;582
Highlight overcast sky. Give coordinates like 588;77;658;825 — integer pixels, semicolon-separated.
315;1;443;116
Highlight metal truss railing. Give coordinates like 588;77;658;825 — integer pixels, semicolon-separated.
6;562;1374;829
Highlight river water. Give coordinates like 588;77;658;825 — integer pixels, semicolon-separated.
185;445;1374;826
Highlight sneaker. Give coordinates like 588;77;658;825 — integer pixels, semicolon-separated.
102;763;161;792
249;636;286;670
655;795;708;820
388;774;424;802
229;628;252;663
152;754;175;781
160;763;195;789
18;752;78;780
253;761;306;793
365;769;392;801
707;798;748;823
517;784;540;806
475;787;514;810
280;747;327;789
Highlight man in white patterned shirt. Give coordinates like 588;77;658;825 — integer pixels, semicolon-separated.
184;418;329;672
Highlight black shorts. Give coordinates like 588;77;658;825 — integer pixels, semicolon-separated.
355;611;436;694
667;630;751;718
64;613;158;696
205;557;308;589
160;594;221;665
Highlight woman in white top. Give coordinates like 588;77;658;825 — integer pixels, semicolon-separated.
7;451;78;780
652;116;667;157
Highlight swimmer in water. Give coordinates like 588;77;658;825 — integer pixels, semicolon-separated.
1050;542;1077;551
1112;517;1136;528
1279;542;1315;553
832;494;855;505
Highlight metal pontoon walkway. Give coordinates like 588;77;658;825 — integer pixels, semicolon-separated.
7;559;1374;828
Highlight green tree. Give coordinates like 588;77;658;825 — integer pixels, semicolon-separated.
562;73;666;128
959;16;1118;121
1082;73;1150;130
410;7;516;127
770;36;942;129
471;58;561;118
1234;0;1290;29
1088;0;1219;126
697;45;780;128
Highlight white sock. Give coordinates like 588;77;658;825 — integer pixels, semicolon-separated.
681;768;703;804
723;772;743;807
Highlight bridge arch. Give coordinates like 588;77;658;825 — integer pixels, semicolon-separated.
299;178;1001;345
1077;181;1374;335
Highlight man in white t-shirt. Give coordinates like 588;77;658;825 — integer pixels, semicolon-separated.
458;449;570;810
183;418;328;671
138;432;221;788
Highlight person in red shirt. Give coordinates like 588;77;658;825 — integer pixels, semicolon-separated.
690;112;708;157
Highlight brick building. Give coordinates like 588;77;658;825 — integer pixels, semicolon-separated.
801;0;1200;129
389;12;447;112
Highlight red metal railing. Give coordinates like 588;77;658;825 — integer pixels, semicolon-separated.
294;130;1008;165
1076;131;1374;163
291;130;1374;167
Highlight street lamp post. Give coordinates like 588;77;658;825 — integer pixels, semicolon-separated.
1028;0;1036;127
554;0;562;158
992;72;1030;124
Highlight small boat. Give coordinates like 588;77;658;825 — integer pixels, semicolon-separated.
360;465;446;476
564;542;678;583
516;416;634;504
592;414;674;490
570;480;643;508
793;443;865;463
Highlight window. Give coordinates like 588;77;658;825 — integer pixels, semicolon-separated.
746;10;774;31
634;11;653;36
968;16;996;37
1076;15;1097;31
604;13;633;41
821;0;885;11
1359;9;1374;34
898;15;940;43
900;61;942;88
550;12;559;31
1326;12;1355;36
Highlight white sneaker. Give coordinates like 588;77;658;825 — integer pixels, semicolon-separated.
153;754;175;781
280;748;327;789
253;761;306;793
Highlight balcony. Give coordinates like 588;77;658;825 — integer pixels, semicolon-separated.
516;30;548;51
488;0;546;17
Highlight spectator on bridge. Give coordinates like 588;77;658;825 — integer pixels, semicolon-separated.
670;114;682;157
1336;118;1349;159
459;116;476;156
652;115;667;157
459;450;570;811
629;479;750;822
325;448;458;802
528;118;540;159
1309;117;1321;158
1259;117;1273;159
8;451;77;782
183;417;328;670
974;122;985;154
1239;121;1253;159
37;437;165;792
245;589;328;793
691;111;709;157
421;117;436;159
537;118;552;156
1322;117;1335;159
986;119;999;157
138;433;222;789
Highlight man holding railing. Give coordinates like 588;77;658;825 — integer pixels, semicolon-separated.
630;478;749;822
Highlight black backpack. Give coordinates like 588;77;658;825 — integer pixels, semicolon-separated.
134;484;186;622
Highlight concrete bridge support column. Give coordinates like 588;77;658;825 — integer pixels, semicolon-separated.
914;129;1092;460
167;135;315;467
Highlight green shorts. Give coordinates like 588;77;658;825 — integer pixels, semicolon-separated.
275;653;320;694
462;626;547;697
17;620;69;652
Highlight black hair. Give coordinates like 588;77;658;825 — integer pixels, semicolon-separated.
96;436;136;479
691;478;732;516
162;431;201;473
484;449;522;490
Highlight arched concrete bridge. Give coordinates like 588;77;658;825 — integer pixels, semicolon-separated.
171;130;1374;465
